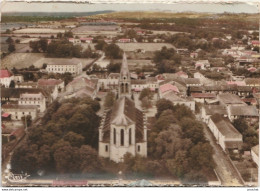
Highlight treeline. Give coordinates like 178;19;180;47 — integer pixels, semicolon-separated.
1;16;72;23
11;97;102;174
117;99;215;183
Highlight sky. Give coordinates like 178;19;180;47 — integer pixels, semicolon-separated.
1;1;259;13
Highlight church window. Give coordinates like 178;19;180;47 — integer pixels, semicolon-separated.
125;83;128;93
113;128;116;144
121;129;124;146
121;83;124;93
129;128;132;145
138;145;140;152
105;145;108;152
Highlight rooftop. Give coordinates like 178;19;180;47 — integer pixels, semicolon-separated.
210;114;242;139
251;145;259;156
38;78;63;86
218;93;245;105
2;104;38;110
0;70;12;78
229;105;258;116
47;58;81;65
203;105;228;116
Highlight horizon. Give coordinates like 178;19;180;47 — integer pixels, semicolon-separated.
1;2;258;14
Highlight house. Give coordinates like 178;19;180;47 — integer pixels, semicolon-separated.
208;114;243;151
99;53;147;163
176;48;189;56
227;105;259;122
195;60;210;70
80;37;93;43
159;83;179;98
68;38;81;44
162;91;195;112
201;105;228;124
118;38;131;43
1;88;50;104
98;73;120;90
175;71;188;79
251;145;259;167
13;74;24;83
15;81;37;89
191;93;216;103
251;40;260;47
217;93;246;107
66;76;98;99
245;78;260;87
0;70;13;88
38;78;65;92
2;104;38;120
190;52;198;58
46;58;83;75
18;92;46;113
131;80;147;92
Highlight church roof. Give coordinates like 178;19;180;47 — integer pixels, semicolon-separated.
111;96;136;126
102;96;145;143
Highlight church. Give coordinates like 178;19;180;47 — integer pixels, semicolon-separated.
98;53;147;163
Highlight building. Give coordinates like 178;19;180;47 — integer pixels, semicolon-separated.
98;73;120;90
99;53;147;163
191;93;216;103
46;58;82;75
18;92;46;113
159;83;180;98
66;76;98;99
217;93;246;107
15;81;37;89
2;104;38;120
162;91;195;112
208;114;243;151
118;38;131;43
201;105;228;124
0;70;13;88
195;60;210;70
251;145;259;167
37;78;65;100
227;105;259;122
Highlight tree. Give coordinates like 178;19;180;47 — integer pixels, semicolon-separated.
9;80;15;88
29;41;40;52
155;99;174;118
64;31;73;38
15;39;20;44
104;43;122;59
139;88;153;101
6;37;14;44
107;61;121;73
57;32;63;39
39;38;48;52
141;97;152;110
5;29;11;34
64;131;85;147
232;117;248;134
54;145;80;173
8;43;15;52
94;40;107;51
104;92;115;108
79;145;102;173
42;63;47;69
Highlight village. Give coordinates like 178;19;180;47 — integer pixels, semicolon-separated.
1;10;260;187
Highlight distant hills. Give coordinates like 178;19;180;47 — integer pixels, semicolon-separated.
2;10;114;17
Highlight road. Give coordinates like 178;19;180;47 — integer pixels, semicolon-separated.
200;119;244;186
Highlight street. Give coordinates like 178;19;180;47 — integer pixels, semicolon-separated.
201;120;244;186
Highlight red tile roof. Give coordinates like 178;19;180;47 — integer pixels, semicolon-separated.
2;113;10;118
160;84;179;94
191;93;216;98
38;79;63;86
0;70;12;78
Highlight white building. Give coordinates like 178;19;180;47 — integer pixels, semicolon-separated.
0;70;13;88
162;91;195;112
251;145;259;167
98;73;120;91
99;53;147;163
18;92;46;113
208;114;243;151
2;104;38;120
46;58;82;75
201;105;228;124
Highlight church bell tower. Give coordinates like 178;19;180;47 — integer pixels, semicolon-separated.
119;52;131;97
